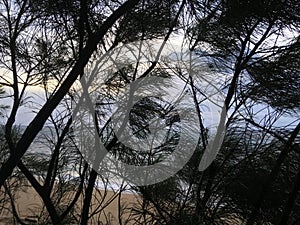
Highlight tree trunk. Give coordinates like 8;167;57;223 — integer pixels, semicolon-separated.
0;0;140;188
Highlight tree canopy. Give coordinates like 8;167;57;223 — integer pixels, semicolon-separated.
0;0;299;224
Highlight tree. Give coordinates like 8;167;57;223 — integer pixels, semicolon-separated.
0;0;299;224
0;0;141;224
0;0;140;188
129;0;300;224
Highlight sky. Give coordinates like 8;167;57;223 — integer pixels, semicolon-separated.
0;33;298;130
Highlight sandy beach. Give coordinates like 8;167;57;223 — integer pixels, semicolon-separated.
0;181;140;225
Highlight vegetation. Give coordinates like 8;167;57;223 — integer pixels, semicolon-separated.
0;0;299;224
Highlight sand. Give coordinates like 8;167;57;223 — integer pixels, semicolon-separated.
0;181;140;225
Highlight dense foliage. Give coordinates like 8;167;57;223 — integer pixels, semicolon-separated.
0;0;299;224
